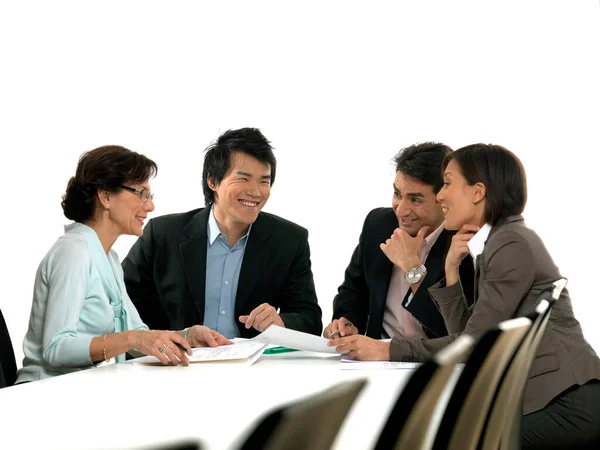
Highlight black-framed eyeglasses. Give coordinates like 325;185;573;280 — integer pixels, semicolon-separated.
120;185;154;203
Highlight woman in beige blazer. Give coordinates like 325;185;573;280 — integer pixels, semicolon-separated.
434;144;600;448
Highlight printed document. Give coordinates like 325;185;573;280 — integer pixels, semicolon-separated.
133;341;267;366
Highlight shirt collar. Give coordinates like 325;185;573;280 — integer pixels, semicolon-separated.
468;223;493;261
207;206;221;245
423;221;446;252
207;205;252;246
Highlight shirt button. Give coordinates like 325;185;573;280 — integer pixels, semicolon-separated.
224;280;229;285
221;310;226;315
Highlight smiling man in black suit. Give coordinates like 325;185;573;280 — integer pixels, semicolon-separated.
323;142;475;360
122;128;322;339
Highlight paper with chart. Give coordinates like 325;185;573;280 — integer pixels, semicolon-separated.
253;325;338;354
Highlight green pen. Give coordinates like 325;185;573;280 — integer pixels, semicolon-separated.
263;346;299;354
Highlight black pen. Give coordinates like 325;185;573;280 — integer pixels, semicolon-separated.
176;342;193;353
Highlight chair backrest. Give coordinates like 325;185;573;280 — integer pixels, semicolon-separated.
432;317;532;450
0;308;17;388
373;335;475;450
238;378;367;450
481;278;567;450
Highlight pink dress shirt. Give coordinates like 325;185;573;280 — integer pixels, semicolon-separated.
381;222;445;339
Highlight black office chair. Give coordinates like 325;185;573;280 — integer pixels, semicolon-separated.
238;378;367;450
0;307;17;388
373;334;475;450
480;279;567;450
431;316;532;450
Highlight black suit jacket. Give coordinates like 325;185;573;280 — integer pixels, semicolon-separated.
332;207;474;339
122;208;322;338
0;308;17;388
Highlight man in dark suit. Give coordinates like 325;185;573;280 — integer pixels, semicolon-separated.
0;308;17;388
122;128;322;339
323;142;474;360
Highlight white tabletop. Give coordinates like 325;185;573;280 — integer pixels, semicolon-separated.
0;352;415;449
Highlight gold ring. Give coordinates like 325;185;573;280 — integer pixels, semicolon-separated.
159;344;169;355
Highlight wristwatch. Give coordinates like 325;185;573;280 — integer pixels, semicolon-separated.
181;327;190;340
404;264;427;285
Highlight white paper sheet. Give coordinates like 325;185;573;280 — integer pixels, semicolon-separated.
230;338;279;350
132;341;267;365
252;325;339;354
188;341;267;362
340;354;421;370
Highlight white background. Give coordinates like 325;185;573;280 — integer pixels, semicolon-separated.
1;1;599;367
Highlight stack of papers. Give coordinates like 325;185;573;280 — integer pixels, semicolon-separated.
133;341;267;366
187;341;268;364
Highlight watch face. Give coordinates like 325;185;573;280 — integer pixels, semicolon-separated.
405;266;426;285
406;272;422;284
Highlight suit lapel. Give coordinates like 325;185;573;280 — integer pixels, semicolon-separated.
368;250;394;335
474;256;481;301
365;211;398;336
402;229;450;337
179;208;210;321
472;216;523;302
410;229;447;298
235;214;273;316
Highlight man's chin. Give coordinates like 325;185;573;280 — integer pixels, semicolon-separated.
398;224;419;237
238;211;261;225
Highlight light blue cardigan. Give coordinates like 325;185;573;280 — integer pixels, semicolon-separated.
16;223;148;382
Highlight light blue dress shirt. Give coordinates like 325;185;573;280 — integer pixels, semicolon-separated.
204;207;250;339
16;223;148;382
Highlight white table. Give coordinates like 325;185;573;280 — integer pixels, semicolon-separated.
0;352;415;449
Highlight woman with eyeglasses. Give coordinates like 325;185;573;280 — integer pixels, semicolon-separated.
16;145;231;383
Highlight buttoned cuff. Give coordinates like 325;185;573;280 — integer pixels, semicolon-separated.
428;278;465;306
390;336;421;363
390;334;457;363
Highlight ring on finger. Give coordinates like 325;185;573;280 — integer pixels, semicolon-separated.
159;344;169;355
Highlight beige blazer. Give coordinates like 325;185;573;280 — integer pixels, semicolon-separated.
390;215;600;414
